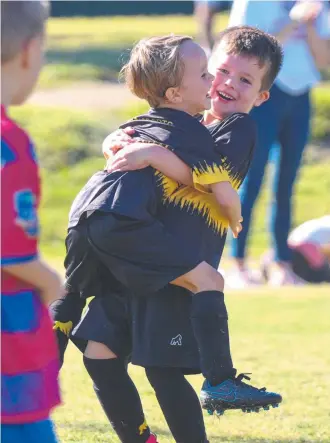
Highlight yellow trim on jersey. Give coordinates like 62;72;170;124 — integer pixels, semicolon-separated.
155;172;229;236
192;161;242;192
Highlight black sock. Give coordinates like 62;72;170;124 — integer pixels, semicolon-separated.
50;293;86;325
190;290;236;385
83;357;151;443
50;295;87;369
146;367;208;443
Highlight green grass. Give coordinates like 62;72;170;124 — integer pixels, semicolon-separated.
40;15;228;88
41;15;330;88
38;158;329;261
54;286;330;442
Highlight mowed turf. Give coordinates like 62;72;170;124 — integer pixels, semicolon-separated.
53;286;330;443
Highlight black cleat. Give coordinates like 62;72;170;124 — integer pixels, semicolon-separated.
200;373;282;416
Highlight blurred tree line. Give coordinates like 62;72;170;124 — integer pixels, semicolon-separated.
51;1;194;17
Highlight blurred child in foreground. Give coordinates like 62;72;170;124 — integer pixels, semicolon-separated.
1;2;62;442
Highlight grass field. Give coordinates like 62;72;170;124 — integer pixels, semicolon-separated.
42;15;228;87
41;14;330;88
54;286;330;443
38;160;330;263
9;14;330;442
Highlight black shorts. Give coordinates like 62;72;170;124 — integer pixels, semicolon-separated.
86;212;201;296
73;294;132;359
130;285;201;374
73;285;201;374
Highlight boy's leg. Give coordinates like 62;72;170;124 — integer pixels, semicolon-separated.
272;91;310;264
146;367;208;443
50;295;87;368
84;342;153;443
172;264;282;414
50;224;105;366
172;263;235;384
73;297;156;443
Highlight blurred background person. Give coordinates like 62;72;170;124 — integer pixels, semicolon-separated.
226;0;330;287
194;0;232;56
261;214;330;285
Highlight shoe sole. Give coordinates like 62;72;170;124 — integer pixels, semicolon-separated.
200;395;282;416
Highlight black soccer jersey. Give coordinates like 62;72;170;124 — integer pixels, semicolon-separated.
68;109;256;293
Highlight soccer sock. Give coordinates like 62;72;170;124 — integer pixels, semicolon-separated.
145;367;208;443
50;295;87;368
190;290;236;386
83;356;151;443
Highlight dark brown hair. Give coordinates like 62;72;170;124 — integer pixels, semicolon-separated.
212;25;283;90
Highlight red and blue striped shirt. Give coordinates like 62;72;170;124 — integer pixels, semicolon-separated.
1;105;60;424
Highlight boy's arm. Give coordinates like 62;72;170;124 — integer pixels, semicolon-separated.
3;259;64;305
210;182;242;238
108;141;194;187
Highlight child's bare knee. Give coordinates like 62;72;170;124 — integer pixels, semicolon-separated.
188;261;224;292
84;340;117;359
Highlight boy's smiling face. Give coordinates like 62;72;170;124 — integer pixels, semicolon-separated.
208;43;270;120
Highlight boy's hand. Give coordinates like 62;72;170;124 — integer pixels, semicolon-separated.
107;142;157;172
289;1;322;24
102;127;136;159
230;216;243;239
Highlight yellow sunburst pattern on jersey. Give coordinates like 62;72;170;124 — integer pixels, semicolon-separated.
192;158;242;192
155;158;244;236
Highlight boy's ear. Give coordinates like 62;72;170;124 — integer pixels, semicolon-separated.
21;38;35;69
164;87;183;104
254;90;270;107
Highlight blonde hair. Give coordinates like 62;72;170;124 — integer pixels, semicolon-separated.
1;0;49;64
121;34;192;108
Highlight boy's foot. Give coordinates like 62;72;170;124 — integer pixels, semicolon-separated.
200;373;282;416
225;268;261;289
268;263;305;287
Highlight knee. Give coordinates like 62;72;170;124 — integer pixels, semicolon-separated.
84;340;117;359
191;262;224;293
145;367;181;391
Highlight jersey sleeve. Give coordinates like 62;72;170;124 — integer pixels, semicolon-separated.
190;113;257;192
1;140;39;266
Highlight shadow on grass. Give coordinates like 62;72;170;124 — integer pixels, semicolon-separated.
56;421;327;443
57;421;172;438
46;47;130;80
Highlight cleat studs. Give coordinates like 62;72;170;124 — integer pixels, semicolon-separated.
272;403;279;408
215;409;224;416
263;406;270;411
242;408;246;413
254;407;260;413
246;408;252;413
207;409;214;416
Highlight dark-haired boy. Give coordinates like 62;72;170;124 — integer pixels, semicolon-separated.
54;27;284;443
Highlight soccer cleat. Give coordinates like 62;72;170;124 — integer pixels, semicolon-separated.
200;373;282;415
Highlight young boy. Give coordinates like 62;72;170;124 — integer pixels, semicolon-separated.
53;29;282;442
1;2;62;443
103;26;285;415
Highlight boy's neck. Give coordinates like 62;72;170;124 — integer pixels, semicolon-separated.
203;110;223;125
